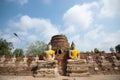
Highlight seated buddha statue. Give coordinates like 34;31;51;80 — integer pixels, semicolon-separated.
34;55;39;62
19;56;28;67
23;56;28;63
87;53;94;63
8;55;16;64
69;42;80;60
44;44;55;61
111;55;120;67
0;55;5;63
0;55;5;67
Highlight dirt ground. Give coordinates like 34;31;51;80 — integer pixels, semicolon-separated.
0;75;120;80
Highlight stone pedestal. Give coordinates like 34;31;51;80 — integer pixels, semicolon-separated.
67;59;89;77
34;60;59;77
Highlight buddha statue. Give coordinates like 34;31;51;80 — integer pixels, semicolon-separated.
30;55;39;67
23;56;28;63
98;54;111;69
11;55;16;63
87;54;94;63
112;55;117;62
35;55;39;62
44;44;55;61
19;56;28;67
101;56;106;62
111;55;120;68
8;55;16;64
69;42;80;60
0;55;5;67
0;55;5;63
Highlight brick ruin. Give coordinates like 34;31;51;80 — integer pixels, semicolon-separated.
0;34;120;77
50;34;70;75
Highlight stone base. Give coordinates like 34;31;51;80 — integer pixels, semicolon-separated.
18;62;28;67
34;68;57;77
67;72;90;77
4;63;16;67
34;60;59;77
67;59;86;64
67;59;89;77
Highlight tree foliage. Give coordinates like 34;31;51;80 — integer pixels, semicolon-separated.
13;48;24;57
115;44;120;53
110;47;115;53
26;41;47;56
94;48;100;53
0;38;13;56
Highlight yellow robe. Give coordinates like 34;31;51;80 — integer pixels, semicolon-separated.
45;50;55;58
70;50;79;59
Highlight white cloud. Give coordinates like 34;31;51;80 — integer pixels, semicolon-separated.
27;35;37;42
99;0;120;18
100;30;120;50
67;24;120;52
1;34;11;40
8;15;59;43
42;26;59;42
82;25;105;51
5;0;28;5
18;0;28;5
84;25;105;41
63;2;98;31
82;25;120;52
62;0;120;52
63;26;75;35
17;31;28;36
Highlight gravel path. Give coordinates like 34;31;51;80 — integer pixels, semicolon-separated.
0;75;120;80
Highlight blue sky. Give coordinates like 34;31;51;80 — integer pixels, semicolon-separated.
0;0;120;52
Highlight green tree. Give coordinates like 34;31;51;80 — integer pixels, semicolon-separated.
0;38;13;56
13;48;24;57
86;51;91;54
26;41;47;56
94;48;100;53
115;44;120;53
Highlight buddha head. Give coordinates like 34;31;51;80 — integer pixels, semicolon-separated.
47;44;52;50
71;41;75;50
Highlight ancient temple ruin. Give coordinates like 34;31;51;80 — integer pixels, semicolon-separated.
50;34;70;75
0;34;120;77
50;34;69;51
